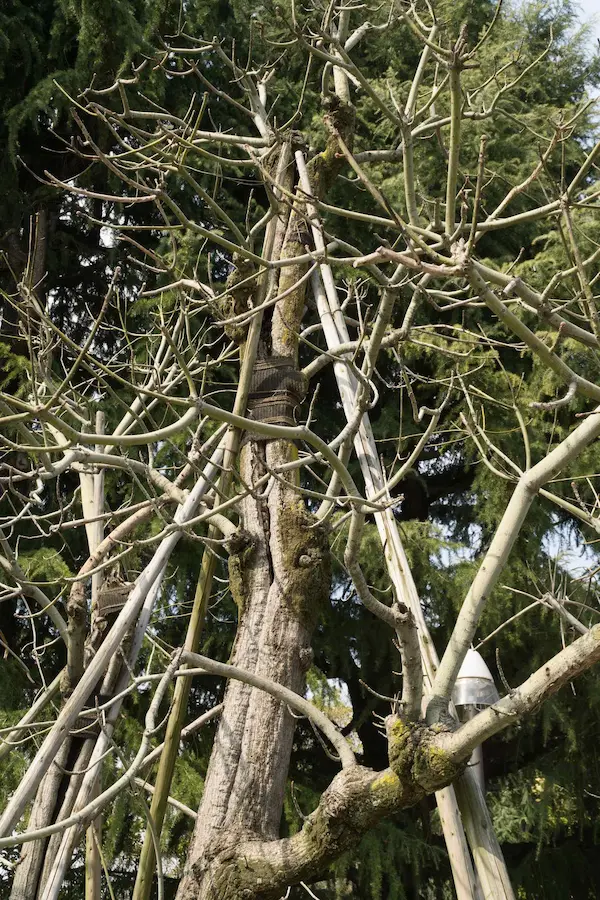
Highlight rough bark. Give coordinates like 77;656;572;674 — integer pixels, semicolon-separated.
177;718;467;900
9;739;71;900
38;738;95;896
177;441;330;894
177;102;353;898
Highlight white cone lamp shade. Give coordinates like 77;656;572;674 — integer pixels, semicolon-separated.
452;649;499;710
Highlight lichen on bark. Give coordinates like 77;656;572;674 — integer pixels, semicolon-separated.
182;717;469;900
276;502;330;628
271;97;356;358
218;255;257;344
227;529;256;614
386;715;466;795
307;96;355;196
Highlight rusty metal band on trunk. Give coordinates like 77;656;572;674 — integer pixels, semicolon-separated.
244;356;306;441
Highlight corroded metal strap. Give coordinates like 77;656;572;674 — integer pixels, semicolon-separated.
96;579;133;618
244;356;306;439
249;356;306;400
70;711;101;738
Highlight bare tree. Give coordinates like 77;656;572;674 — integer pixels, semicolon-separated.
1;2;600;898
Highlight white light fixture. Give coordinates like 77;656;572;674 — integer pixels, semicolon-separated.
452;648;499;711
452;649;499;795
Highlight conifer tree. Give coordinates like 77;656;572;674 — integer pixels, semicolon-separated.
1;2;600;898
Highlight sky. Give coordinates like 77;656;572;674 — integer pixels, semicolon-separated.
577;0;600;42
574;0;600;98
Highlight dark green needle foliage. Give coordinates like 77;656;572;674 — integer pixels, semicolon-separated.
1;2;600;898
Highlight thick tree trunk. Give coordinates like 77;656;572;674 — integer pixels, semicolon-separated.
177;106;354;899
38;738;96;895
9;734;96;899
177;438;330;898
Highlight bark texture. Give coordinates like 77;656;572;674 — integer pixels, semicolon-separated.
177;97;355;900
10;739;71;900
177;440;330;894
177;718;467;900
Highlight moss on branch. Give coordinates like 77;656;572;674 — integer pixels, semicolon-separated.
185;718;467;900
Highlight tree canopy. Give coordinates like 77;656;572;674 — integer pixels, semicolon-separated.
1;1;600;898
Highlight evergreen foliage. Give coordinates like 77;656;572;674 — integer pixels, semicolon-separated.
1;1;600;897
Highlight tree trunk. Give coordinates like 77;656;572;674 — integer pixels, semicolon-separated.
176;437;330;898
176;129;344;897
9;739;71;900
